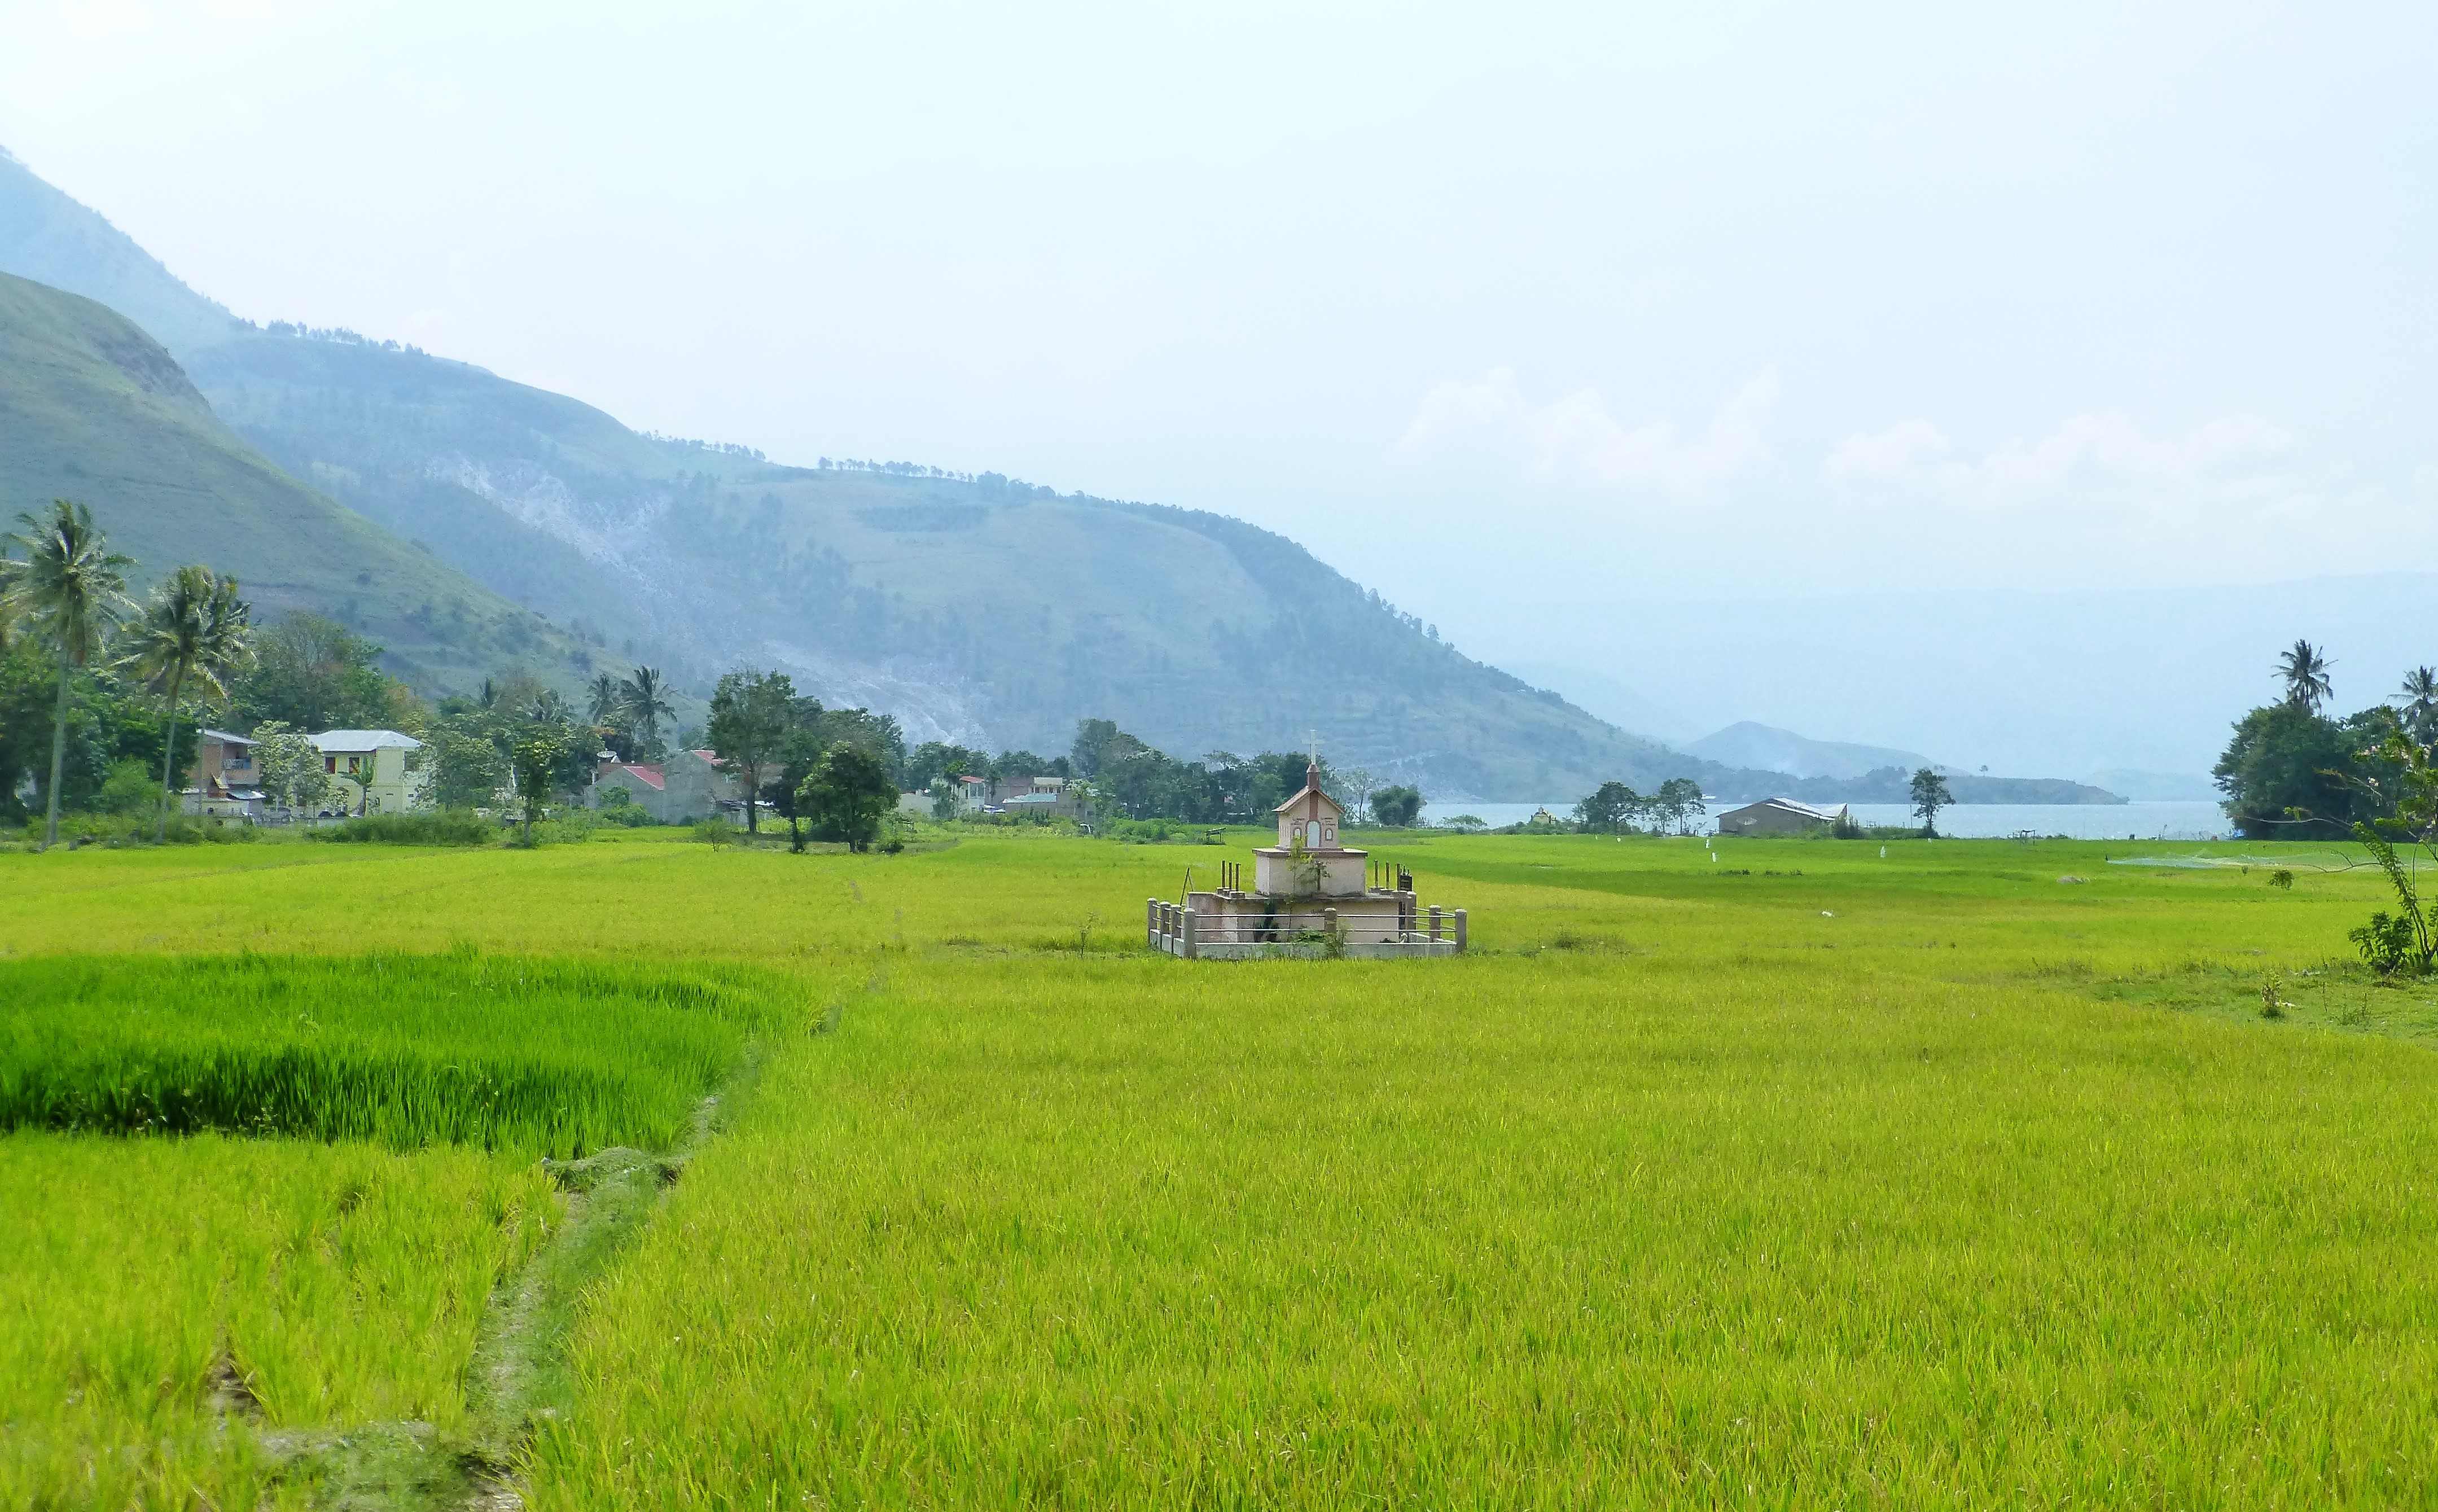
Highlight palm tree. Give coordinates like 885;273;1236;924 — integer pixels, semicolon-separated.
585;670;624;727
120;564;254;843
2277;638;2335;715
2400;666;2438;742
620;666;674;755
528;689;575;726
1;501;135;848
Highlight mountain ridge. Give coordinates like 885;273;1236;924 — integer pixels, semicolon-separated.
0;149;1752;799
0;270;608;699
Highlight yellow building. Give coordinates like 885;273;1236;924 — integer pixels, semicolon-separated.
310;730;428;816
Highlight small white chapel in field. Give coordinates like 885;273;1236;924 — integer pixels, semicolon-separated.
1147;756;1465;959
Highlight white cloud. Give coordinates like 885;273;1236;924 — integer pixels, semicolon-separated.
1399;366;1778;493
1825;418;1947;479
1963;411;2292;493
1825;410;2294;493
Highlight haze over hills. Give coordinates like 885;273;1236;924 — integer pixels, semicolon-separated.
0;271;598;698
2;147;1790;800
0;147;2190;805
1685;722;1935;782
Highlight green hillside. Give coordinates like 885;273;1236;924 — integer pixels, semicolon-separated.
0;145;1758;799
0;272;604;700
189;332;1730;796
0;148;249;355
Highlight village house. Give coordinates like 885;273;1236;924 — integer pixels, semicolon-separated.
311;730;428;816
992;774;1081;820
182;729;266;818
1714;797;1851;835
591;748;739;824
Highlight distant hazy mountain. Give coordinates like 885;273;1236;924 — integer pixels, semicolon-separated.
1498;660;1696;745
2084;769;2221;802
0;271;597;696
0;147;1752;800
1685;721;1935;781
0;148;248;354
1472;578;2438;779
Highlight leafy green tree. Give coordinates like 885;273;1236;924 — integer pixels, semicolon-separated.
800;741;898;852
809;704;906;783
250;721;331;815
2213;703;2379;840
2278;639;2334;714
425;727;510;810
996;750;1063;782
1909;768;1954;837
1654;777;1706;835
1372;785;1423;827
120;565;253;842
905;740;989;794
511;727;569;846
1070;717;1120;777
1;501;134;848
0;651;191;824
1573;780;1639;834
708;670;796;834
2341;722;2438;974
95;757;157;816
761;701;832;853
233;612;406;732
1339;765;1376;824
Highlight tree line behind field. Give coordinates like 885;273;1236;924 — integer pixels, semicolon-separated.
2213;641;2436;842
2216;640;2438;979
890;716;1428;830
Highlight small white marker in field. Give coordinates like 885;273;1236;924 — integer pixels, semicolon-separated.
1821;911;1835;918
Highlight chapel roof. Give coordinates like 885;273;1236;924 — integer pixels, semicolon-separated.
1273;762;1344;816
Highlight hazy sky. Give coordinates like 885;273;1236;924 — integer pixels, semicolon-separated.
3;2;2432;721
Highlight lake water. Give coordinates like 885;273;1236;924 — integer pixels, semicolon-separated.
1420;799;2230;840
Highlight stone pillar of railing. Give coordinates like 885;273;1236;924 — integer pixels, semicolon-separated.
1428;904;1442;943
1182;908;1200;959
1147;897;1159;950
1453;909;1468;952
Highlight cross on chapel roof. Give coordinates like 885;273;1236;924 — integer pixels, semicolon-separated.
1272;761;1343;818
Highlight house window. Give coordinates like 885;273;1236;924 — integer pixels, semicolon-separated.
325;756;337;774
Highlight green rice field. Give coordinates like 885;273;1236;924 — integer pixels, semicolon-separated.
0;953;792;1157
5;827;2436;1506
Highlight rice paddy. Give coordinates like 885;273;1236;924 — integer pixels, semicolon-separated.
1;1134;555;1510
0;952;795;1158
4;827;2435;1506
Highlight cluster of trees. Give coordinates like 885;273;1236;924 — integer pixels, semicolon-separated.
0;498;711;848
2212;639;2438;976
1571;778;1708;835
703;669;906;851
904;741;1068;796
1060;718;1428;827
0;501;256;847
583;668;677;761
2214;640;2434;840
